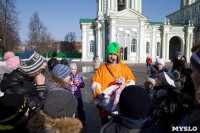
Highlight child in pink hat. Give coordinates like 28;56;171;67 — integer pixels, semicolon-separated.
4;51;20;71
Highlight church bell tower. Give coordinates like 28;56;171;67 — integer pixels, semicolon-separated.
180;0;196;9
97;0;142;19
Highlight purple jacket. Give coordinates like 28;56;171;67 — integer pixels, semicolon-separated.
67;73;85;98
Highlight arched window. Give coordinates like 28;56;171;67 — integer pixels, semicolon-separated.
156;42;160;56
118;0;125;11
131;38;136;52
146;42;150;53
90;41;94;52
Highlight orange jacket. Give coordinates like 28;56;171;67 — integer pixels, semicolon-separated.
91;62;136;118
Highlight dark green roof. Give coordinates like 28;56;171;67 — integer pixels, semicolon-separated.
148;21;185;27
170;23;185;27
80;19;95;23
148;22;164;25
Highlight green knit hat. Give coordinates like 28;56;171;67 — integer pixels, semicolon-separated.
106;42;120;57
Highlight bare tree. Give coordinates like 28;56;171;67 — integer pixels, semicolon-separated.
40;32;54;57
64;31;77;52
27;12;47;54
64;31;76;43
0;0;20;54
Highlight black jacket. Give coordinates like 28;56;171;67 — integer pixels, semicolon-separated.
171;58;187;73
182;79;195;98
0;69;47;112
48;57;59;72
100;115;165;133
60;59;68;66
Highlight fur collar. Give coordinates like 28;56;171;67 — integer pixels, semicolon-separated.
28;110;83;133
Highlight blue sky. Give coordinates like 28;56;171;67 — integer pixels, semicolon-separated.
15;0;180;44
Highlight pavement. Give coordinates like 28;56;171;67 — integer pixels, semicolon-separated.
76;62;173;133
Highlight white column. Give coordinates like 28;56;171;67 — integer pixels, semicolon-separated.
186;33;190;60
189;34;193;59
162;33;166;60
139;22;146;61
102;24;106;61
110;0;112;9
115;0;118;11
126;0;129;9
97;26;101;59
152;28;156;59
99;0;102;11
81;24;87;61
165;33;170;61
108;0;110;10
95;27;98;57
134;0;137;11
138;0;141;13
99;28;102;60
131;0;134;9
110;21;116;42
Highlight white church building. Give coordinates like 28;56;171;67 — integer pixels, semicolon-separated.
80;0;195;62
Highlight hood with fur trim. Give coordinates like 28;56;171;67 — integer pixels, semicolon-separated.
27;110;83;133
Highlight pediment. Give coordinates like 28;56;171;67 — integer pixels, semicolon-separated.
110;8;148;20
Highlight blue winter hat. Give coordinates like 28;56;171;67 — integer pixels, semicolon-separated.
19;50;44;74
52;64;71;79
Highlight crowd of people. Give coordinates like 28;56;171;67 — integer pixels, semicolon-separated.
0;42;200;133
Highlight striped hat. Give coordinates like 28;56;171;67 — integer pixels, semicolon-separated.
19;50;44;74
52;64;71;79
190;48;200;71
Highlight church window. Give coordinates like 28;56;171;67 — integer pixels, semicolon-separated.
156;42;160;56
118;0;125;11
198;17;200;29
186;0;189;6
192;7;195;16
146;42;150;54
195;6;197;14
198;17;200;26
90;41;94;52
131;38;136;52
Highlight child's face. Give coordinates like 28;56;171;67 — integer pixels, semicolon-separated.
71;66;77;75
147;82;154;89
63;75;71;83
156;75;164;86
157;64;163;71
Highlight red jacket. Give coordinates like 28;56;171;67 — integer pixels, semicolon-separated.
146;58;152;66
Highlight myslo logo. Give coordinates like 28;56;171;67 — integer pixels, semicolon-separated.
172;126;197;132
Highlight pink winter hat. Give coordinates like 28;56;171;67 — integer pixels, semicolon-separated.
4;51;20;70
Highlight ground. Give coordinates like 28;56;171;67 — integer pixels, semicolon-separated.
76;62;173;133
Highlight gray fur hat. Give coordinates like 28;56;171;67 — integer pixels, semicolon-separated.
146;77;155;85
